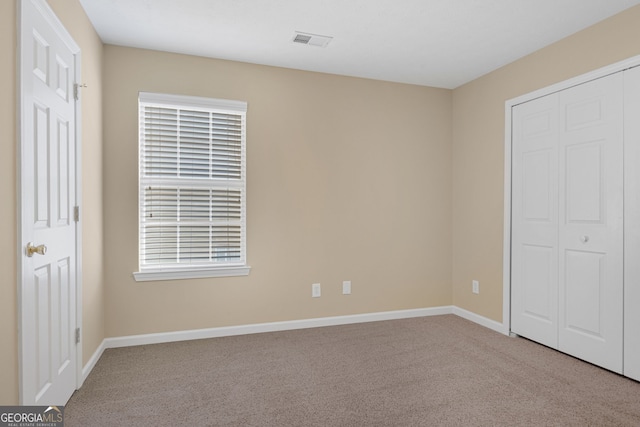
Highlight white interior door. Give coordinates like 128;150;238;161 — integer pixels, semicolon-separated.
511;93;560;349
624;65;640;381
19;0;80;405
557;73;624;373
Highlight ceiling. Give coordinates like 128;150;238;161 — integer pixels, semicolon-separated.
78;0;640;89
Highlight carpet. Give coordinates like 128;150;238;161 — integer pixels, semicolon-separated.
65;314;640;426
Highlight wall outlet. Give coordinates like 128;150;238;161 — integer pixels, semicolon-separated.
472;280;479;294
342;280;351;295
312;283;321;298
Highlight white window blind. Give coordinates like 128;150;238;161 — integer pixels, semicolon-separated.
135;92;249;281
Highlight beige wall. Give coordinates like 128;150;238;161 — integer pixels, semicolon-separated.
0;0;18;406
0;0;104;404
451;5;640;321
103;46;453;337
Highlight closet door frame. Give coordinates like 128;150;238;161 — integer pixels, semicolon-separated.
503;54;640;341
623;65;640;382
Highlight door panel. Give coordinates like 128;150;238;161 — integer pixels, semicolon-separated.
565;98;605;131
57;118;70;225
521;244;554;321
564;250;605;337
522;150;552;221
55;55;70;101
511;93;559;348
558;73;623;373
565;142;603;223
34;265;51;398
34;102;50;225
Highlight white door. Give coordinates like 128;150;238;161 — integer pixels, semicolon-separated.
557;73;623;373
511;73;624;373
19;0;80;405
511;92;560;349
624;65;640;381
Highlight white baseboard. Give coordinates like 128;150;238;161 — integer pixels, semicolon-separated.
452;306;508;335
82;339;106;383
82;305;508;380
102;306;454;349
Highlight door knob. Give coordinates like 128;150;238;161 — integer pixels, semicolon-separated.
580;235;590;243
26;242;47;257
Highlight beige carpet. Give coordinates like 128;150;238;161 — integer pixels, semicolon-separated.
65;315;640;426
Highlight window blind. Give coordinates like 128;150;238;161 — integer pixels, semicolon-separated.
138;93;247;272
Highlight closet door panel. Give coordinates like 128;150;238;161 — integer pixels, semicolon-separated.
511;93;559;348
558;73;624;373
624;65;640;381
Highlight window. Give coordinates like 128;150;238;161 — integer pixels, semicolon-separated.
133;92;250;281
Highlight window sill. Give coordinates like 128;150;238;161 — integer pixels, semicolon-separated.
133;265;251;282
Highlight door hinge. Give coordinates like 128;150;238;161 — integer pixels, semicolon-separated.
75;328;80;344
73;83;86;101
74;206;80;222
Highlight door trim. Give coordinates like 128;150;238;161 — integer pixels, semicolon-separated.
503;54;640;336
17;0;83;404
623;66;640;381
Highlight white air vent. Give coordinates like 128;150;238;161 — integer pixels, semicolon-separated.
292;31;332;48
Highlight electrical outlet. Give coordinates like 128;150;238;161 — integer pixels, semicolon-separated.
312;283;321;298
342;280;351;295
472;280;479;294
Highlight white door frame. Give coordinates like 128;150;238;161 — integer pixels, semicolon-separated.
622;65;640;381
503;54;640;335
17;0;83;403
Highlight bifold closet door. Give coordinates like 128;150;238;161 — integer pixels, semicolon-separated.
512;72;624;373
511;92;560;349
557;72;623;374
624;65;640;382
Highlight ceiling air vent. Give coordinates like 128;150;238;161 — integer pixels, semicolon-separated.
292;31;332;48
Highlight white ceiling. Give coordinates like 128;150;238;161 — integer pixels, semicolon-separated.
78;0;640;89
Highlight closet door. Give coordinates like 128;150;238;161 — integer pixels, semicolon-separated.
512;72;624;373
557;73;624;373
624;65;640;381
511;93;560;349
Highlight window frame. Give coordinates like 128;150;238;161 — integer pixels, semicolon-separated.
133;92;250;282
